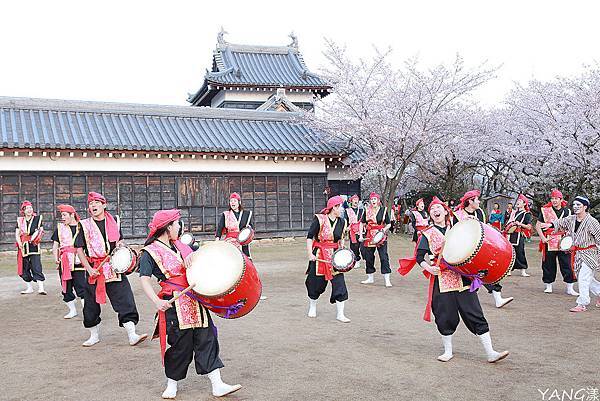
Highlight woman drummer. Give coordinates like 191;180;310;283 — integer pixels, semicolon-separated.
400;197;509;363
305;195;350;322
139;209;241;399
215;192;252;258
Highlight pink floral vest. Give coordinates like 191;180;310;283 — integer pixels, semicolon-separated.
57;223;83;271
80;218;119;282
422;226;468;292
144;241;206;329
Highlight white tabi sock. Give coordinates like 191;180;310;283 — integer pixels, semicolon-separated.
335;300;350;323
21;282;34;294
83;324;100;347
308;299;317;318
544;284;553;293
478;332;509;363
566;283;579;296
37;281;46;294
521;269;530;277
384;273;392;287
64;300;78;319
207;369;242;397
161;378;177;399
437;335;454;362
123;321;148;346
361;273;374;284
491;290;513;308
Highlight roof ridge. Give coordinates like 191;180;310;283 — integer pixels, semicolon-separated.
217;43;297;55
0;96;301;122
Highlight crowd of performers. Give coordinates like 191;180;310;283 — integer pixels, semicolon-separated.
12;186;600;396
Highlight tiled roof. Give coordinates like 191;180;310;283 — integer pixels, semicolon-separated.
0;97;342;156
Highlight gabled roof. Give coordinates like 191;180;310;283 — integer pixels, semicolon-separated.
0;97;343;157
256;89;302;112
188;32;331;106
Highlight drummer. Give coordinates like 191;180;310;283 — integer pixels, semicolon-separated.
75;191;146;347
535;189;577;295
540;196;600;312
345;194;364;269
506;194;533;277
51;204;86;319
402;197;509;363
139;209;241;399
359;192;393;287
216;192;266;301
454;190;514;308
305;195;350;322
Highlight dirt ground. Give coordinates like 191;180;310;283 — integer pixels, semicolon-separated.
1;235;598;401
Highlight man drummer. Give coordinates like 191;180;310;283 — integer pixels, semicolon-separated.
359;192;393;287
345;194;364;269
75;192;147;347
51;204;87;319
139;209;241;399
454;190;514;308
535;189;578;295
409;198;429;243
15;200;46;295
540;196;600;312
506;194;533;277
305;195;350;322
405;197;509;363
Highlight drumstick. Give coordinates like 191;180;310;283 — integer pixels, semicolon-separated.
167;283;195;305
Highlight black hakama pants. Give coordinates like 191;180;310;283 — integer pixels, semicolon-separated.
305;261;348;303
83;274;139;328
163;306;224;380
483;283;502;293
542;247;575;284
349;241;362;262
431;278;489;336
59;268;87;302
362;242;391;274
512;241;528;270
20;254;45;282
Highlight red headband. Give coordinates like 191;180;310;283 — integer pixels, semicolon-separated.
88;192;107;204
459;190;480;208
148;209;181;239
416;198;424;207
20;201;33;215
369;192;381;201
57;204;80;221
517;194;530;211
230;192;241;201
550;189;563;199
349;194;360;202
320;195;344;214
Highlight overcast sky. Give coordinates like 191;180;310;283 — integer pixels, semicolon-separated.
2;0;599;106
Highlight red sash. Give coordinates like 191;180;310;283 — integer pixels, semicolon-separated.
59;246;77;292
15;233;31;276
568;245;597;280
87;256;108;304
347;208;361;244
313;241;339;280
157;275;190;365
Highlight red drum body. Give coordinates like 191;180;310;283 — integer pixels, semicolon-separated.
186;241;261;319
443;220;515;284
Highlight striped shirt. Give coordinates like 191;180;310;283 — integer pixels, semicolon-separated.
554;214;600;272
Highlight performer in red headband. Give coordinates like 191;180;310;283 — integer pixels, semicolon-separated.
74;191;147;347
51;204;86;318
15;200;46;295
345;194;365;270
305;196;351;322
505;194;533;277
359;192;393;287
139;209;241;399
400;197;509;363
535;189;577;295
409;198;429;242
453;190;514;308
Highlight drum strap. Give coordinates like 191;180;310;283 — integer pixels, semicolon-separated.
87;256;108;305
59;246;77;292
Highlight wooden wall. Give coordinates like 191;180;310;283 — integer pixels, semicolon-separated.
0;172;327;250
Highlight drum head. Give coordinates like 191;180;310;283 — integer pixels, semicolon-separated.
372;231;385;244
180;233;194;246
111;247;133;273
186;241;245;297
443;219;483;265
560;236;573;251
238;227;252;243
333;249;354;270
